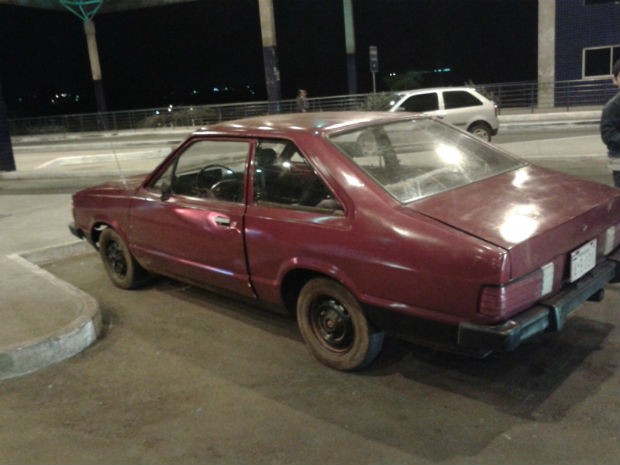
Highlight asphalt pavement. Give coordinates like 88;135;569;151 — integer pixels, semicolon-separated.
0;109;610;380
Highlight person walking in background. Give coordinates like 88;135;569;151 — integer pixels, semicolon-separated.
601;59;620;187
296;89;308;112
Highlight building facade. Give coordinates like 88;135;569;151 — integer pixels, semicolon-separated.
555;0;620;81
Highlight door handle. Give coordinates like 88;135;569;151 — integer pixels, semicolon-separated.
214;216;231;227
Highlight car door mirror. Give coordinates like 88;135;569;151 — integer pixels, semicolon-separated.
161;182;172;201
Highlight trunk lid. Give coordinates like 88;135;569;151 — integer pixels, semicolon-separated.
407;165;620;277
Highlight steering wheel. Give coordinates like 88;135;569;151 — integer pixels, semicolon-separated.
193;164;234;197
210;179;243;202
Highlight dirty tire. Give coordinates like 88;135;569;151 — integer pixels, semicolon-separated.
297;278;384;371
99;228;146;289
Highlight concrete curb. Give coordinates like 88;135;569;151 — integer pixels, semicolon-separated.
0;242;101;381
498;110;601;129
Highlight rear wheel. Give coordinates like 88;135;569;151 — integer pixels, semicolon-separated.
99;228;146;289
296;278;384;371
468;122;492;141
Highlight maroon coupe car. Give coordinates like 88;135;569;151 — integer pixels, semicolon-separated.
70;112;620;370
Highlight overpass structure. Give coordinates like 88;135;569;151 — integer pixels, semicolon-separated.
0;0;315;171
0;0;558;173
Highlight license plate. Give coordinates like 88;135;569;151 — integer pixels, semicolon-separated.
570;239;597;282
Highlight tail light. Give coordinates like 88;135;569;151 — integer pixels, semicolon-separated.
479;262;555;319
480;223;620;320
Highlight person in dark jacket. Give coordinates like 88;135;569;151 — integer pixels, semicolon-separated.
601;59;620;187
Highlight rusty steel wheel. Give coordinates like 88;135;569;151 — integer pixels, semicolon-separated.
99;228;146;289
296;278;384;371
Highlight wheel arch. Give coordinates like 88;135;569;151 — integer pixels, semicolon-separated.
280;268;323;314
467;119;492;132
279;264;361;315
89;220;122;249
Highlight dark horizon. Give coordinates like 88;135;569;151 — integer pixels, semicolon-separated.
0;0;538;117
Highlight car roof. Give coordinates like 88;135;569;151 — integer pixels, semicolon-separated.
194;111;425;138
395;86;479;96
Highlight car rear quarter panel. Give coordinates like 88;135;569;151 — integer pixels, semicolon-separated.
347;206;509;325
247;201;508;326
246;136;509;326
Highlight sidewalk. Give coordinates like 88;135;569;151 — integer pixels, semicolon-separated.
0;126;191;378
0;194;100;380
0;109;607;380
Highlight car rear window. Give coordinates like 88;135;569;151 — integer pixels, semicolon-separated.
443;90;483;109
329;119;524;203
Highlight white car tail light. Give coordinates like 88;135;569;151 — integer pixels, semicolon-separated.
604;225;617;255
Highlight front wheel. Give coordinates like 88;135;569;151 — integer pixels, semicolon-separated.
99;228;147;289
296;278;384;371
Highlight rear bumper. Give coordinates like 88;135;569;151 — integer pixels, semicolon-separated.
457;259;618;352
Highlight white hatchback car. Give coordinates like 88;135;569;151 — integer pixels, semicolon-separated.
384;87;499;141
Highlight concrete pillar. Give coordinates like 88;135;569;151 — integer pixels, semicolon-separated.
343;0;357;94
257;0;281;111
538;0;555;108
84;19;107;113
0;80;16;172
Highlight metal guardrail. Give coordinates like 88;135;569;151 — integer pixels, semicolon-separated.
478;78;617;110
7;78;618;136
7;95;371;136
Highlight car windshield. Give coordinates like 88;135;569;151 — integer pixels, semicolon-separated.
329;118;524;203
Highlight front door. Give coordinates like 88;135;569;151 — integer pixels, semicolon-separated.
129;137;254;297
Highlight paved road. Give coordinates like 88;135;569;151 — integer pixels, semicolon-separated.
2;125;613;192
496;126;612;186
1;249;615;465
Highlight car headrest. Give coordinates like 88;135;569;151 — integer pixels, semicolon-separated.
255;148;277;167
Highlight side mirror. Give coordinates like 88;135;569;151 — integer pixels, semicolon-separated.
161;182;172;201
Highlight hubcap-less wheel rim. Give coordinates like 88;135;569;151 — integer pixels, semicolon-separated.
472;128;489;140
106;241;127;277
310;298;354;352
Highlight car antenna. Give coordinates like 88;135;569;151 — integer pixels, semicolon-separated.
111;144;128;189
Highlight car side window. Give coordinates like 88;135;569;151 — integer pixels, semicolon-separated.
253;140;343;212
150;139;249;203
401;93;439;112
443;90;482;109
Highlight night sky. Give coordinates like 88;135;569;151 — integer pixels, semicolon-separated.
0;0;538;117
